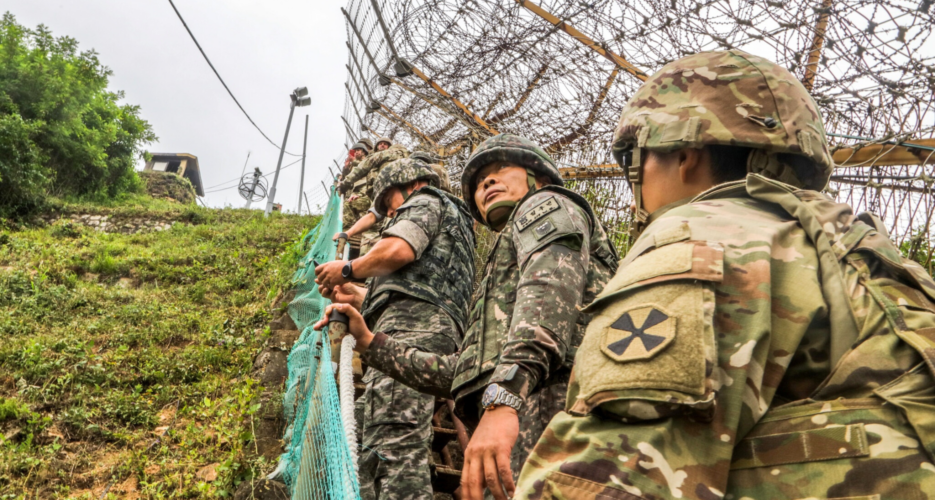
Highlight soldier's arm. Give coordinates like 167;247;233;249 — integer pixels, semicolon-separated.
339;155;375;192
379;191;442;259
489;193;592;400
361;332;457;399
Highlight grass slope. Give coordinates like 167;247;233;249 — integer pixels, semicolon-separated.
0;199;317;499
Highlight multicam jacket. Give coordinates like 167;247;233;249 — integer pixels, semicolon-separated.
340;144;409;199
363;186;618;418
360;186;476;336
516;174;935;500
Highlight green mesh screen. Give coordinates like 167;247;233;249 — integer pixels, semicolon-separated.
269;188;360;499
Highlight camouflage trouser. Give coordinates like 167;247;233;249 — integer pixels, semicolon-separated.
508;376;568;483
359;329;457;500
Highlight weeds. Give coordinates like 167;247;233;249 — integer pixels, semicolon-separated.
0;202;319;498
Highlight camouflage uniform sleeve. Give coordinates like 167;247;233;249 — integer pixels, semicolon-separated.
488;192;592;401
381;192;442;259
361;332;456;399
340;152;381;191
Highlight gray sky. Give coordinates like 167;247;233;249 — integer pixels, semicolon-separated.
6;0;347;212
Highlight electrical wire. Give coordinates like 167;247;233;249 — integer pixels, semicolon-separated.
203;157;305;194
166;0;300;156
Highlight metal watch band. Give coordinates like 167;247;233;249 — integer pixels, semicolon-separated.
489;386;522;411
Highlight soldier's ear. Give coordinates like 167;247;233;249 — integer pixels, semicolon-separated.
677;148;706;185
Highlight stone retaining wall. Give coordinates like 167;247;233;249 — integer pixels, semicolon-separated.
41;214;181;234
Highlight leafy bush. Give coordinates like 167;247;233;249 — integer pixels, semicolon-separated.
0;13;156;217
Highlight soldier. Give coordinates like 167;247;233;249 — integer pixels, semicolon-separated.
375;136;392;152
338;139;410;255
513;50;935;499
315;158;476;500
336;150;453;253
341;141;373;254
319;134;619;500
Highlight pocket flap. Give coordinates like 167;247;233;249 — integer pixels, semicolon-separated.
731;424;869;470
585;241;723;313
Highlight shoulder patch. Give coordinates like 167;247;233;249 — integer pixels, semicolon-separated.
516;196;560;232
601;306;675;361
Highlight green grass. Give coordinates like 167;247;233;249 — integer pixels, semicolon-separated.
0;201;318;499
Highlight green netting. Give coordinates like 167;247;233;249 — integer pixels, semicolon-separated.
269;187;360;499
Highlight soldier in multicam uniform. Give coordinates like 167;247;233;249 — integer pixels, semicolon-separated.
321;134;619;500
316;158;476;500
514;50;935;500
341;141;372;254
338;138;411;255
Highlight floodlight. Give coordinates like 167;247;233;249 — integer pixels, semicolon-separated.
294;87;309;98
297;96;312;107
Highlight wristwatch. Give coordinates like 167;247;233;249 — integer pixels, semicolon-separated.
341;260;354;280
481;383;522;412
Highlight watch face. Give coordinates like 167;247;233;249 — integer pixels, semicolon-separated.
481;384;499;407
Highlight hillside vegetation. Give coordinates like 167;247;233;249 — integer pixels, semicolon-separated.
0;199;316;498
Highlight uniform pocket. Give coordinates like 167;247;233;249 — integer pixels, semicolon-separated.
364;371;421;427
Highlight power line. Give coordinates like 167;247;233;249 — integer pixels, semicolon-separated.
166;0;300;156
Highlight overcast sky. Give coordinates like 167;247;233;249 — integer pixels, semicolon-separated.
6;0;347;213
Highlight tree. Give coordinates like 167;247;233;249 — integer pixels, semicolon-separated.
0;13;156;216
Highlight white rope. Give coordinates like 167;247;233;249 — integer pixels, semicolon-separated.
339;334;359;478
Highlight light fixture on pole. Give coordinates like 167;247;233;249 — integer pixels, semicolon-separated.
265;87;311;217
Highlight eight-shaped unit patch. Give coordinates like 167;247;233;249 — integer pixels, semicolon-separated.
601;305;676;362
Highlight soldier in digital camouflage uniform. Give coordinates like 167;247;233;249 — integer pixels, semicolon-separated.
322;134;619;500
338;138;410;255
514;50;935;500
316;158;476;500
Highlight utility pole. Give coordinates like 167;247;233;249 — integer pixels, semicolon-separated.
266;87;311;217
297;115;309;214
245;167;262;209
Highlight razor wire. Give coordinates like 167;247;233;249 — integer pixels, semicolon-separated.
267;187;361;499
339;0;935;266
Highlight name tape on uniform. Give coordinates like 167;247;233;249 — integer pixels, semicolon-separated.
516;196;560;232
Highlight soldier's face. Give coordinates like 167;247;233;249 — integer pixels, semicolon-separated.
377;142;390;151
473;162;530;218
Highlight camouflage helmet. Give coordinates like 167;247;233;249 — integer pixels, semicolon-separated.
409;150;440;165
372;158;440;216
461;134;564;226
350;141;370;154
358;137;374;152
375;137;393;148
612;50;833;191
429;163;452;193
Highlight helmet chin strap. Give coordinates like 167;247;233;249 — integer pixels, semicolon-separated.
483;169;538;231
627;148;650;238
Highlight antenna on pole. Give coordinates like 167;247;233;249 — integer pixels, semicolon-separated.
240;167;268;208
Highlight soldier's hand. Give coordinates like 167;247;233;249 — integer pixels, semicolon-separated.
462;406;519;500
318;282;366;310
314;303;374;352
348;194;359;202
315;260;348;290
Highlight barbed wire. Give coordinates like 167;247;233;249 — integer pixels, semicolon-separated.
338;0;935;263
